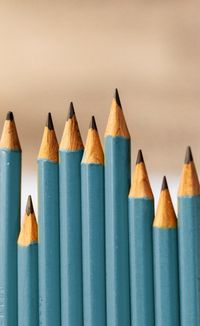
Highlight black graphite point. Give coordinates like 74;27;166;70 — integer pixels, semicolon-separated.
89;116;97;130
184;146;193;164
6;111;14;121
161;176;168;191
26;195;34;215
67;102;75;120
114;88;122;108
46;112;54;130
136;149;144;164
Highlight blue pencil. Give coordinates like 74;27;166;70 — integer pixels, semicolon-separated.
105;89;131;326
0;112;21;326
178;146;200;325
81;116;106;326
38;113;61;326
153;177;180;326
18;196;39;326
59;103;84;326
129;150;155;326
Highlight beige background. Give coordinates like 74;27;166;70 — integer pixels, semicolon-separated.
0;1;200;215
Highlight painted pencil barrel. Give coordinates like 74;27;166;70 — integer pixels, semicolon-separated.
0;149;21;326
129;197;155;326
153;228;180;326
59;150;83;326
38;159;61;326
18;243;39;326
105;136;131;326
81;163;106;326
178;196;200;326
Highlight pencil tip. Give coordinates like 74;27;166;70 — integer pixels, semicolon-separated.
89;116;97;130
6;111;14;121
114;88;122;108
136;149;144;164
161;176;168;190
46;112;54;130
67;102;75;120
184;146;193;163
26;195;34;215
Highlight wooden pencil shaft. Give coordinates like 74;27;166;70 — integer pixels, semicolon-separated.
0;149;21;326
105;136;131;326
178;196;200;325
81;163;106;326
38;159;61;326
153;228;180;326
129;197;155;326
59;149;84;326
18;243;39;326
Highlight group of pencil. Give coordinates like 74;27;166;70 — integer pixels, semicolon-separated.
0;89;199;326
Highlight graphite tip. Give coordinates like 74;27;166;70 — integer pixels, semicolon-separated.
46;112;54;130
26;195;34;216
184;146;193;164
161;176;168;191
67;102;75;120
136;149;144;164
114;88;122;108
89;116;97;130
6;111;14;121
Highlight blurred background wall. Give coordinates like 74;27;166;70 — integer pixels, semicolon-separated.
0;0;200;217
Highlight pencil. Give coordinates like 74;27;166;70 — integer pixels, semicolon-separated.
38;113;61;326
153;177;180;326
18;196;39;326
128;150;155;326
105;89;131;326
0;111;21;326
178;146;200;325
59;103;84;326
81;116;106;326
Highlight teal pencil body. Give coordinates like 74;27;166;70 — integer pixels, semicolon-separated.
178;196;200;325
129;197;155;326
59;149;83;326
105;136;131;326
153;228;180;326
0;149;21;326
18;242;39;326
38;159;61;326
81;163;106;326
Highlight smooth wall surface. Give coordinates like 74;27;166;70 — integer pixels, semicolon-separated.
0;0;200;214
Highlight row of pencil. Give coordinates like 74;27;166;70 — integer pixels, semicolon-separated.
0;89;199;326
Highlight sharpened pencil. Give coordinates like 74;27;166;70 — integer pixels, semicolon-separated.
59;103;84;326
38;113;61;326
105;89;131;326
178;146;200;325
18;196;39;326
0;111;21;326
129;150;155;326
81;116;106;326
153;177;180;326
